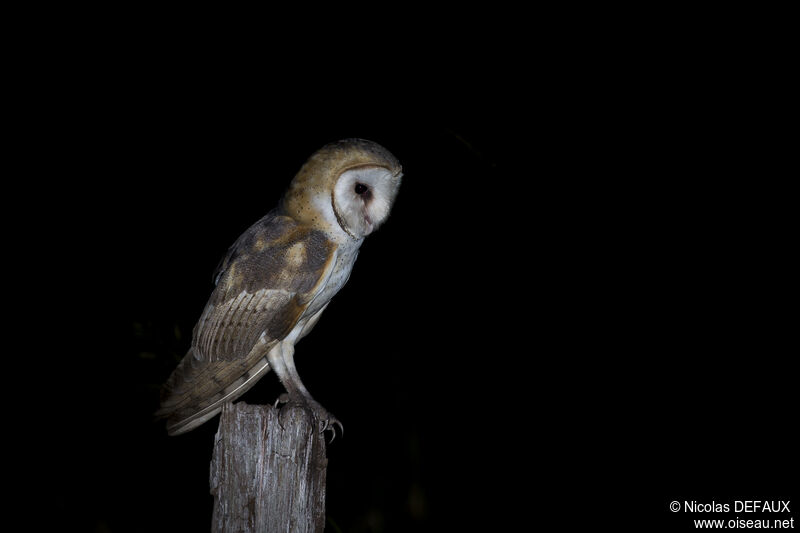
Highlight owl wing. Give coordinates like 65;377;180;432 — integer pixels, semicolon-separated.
157;211;338;435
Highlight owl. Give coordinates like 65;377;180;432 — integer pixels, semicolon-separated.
157;139;402;436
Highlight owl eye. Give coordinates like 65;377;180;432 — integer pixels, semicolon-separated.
354;183;369;195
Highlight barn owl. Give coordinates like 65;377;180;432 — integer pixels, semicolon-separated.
157;139;402;436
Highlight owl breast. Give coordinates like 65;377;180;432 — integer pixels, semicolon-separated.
304;238;362;319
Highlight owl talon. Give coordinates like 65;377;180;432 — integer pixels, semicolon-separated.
275;397;342;441
321;417;343;443
329;419;343;443
303;400;342;442
275;393;290;407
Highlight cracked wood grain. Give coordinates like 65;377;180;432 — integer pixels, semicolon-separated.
209;402;327;532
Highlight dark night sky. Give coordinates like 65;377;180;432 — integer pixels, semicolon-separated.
33;24;796;532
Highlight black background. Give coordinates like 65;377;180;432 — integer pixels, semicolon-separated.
28;16;796;533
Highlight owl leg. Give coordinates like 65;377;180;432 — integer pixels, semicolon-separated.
282;343;343;438
267;341;342;440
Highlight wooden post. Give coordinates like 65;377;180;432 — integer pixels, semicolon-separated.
209;402;328;532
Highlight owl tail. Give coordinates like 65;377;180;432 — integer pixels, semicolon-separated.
156;348;273;436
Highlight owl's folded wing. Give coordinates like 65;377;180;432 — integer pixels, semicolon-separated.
157;213;337;435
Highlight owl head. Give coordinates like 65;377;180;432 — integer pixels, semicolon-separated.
282;139;403;241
